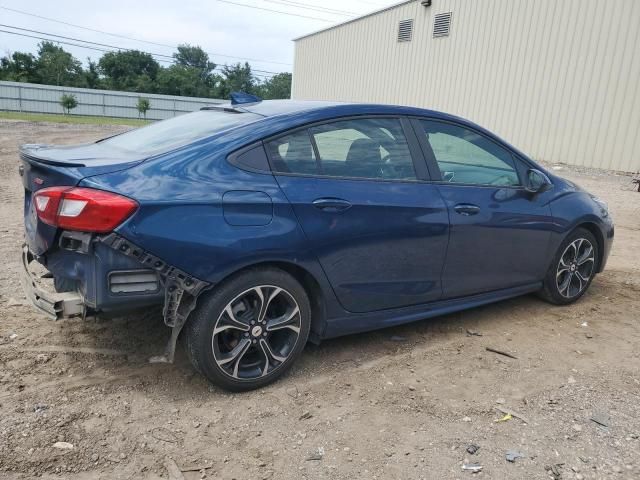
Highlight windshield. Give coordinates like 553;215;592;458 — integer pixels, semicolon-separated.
99;110;262;154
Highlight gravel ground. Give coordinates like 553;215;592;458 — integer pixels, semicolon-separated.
0;120;639;480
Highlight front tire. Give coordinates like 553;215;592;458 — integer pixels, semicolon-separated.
540;228;598;305
185;268;311;392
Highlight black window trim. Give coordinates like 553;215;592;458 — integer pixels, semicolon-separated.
263;115;431;184
308;127;324;175
408;116;531;190
227;141;272;174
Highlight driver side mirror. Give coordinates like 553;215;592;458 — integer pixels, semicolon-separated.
525;168;553;194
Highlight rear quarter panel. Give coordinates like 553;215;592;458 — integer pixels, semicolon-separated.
79;141;336;304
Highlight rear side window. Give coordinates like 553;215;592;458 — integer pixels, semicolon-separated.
266;130;318;175
267;118;417;181
100;110;261;155
419;120;520;186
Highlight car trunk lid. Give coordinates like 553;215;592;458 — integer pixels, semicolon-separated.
20;143;145;256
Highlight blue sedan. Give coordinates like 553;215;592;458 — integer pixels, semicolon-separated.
20;94;614;391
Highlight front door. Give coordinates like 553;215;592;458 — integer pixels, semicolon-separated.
413;118;555;299
266;117;449;313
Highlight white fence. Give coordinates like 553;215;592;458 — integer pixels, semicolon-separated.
0;81;224;120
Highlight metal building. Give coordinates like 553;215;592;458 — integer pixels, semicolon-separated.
292;0;640;173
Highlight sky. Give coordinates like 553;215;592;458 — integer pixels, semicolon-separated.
0;0;398;80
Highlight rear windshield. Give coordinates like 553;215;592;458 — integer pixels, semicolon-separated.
99;110;261;154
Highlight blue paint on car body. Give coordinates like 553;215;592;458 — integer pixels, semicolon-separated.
223;191;273;226
20;99;613;341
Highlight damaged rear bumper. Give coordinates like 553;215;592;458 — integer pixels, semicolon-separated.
21;234;210;363
21;245;84;320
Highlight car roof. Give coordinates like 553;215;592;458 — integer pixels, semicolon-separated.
218;99;534;166
234;99;453;120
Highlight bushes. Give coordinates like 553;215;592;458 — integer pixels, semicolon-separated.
59;93;78;115
136;97;151;118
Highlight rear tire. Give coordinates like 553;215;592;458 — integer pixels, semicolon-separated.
185;267;311;392
539;228;598;305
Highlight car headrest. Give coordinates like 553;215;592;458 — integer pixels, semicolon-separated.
345;138;382;164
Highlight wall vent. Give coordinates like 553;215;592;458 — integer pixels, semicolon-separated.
433;12;452;37
397;19;414;42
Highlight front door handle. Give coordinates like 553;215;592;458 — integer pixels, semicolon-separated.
454;203;481;216
312;198;352;213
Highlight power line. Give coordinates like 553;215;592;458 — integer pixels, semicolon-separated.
351;0;390;6
261;0;357;16
0;29;113;54
210;0;337;22
0;24;174;60
0;5;292;67
0;29;275;79
0;24;280;76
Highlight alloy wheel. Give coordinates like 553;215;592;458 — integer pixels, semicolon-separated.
211;285;302;380
556;238;595;299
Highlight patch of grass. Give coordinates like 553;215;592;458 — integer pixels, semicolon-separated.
0;110;151;127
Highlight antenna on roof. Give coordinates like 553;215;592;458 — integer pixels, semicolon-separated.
230;91;262;106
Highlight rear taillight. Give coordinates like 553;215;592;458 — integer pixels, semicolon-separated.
33;187;138;233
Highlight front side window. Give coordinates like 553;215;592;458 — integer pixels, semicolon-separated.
419;120;520;186
267;118;417;181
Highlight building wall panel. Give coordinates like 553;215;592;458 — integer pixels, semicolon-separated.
293;0;640;172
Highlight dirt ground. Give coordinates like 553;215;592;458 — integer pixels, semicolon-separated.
0;120;639;480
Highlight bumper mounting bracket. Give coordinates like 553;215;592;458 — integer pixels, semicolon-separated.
99;233;210;363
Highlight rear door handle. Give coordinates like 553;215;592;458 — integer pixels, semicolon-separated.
454;203;481;216
312;198;352;213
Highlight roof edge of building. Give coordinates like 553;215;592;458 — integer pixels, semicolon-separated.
292;0;416;42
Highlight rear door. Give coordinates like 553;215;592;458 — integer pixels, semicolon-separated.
412;118;555;299
266;116;449;313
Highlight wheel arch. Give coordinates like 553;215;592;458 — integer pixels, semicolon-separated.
212;260;327;343
575;221;605;273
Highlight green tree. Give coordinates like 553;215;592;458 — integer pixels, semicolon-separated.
136;97;150;118
0;44;295;101
174;44;216;79
60;93;78;114
98;50;160;92
216;62;257;99
259;72;292;99
0;51;38;82
35;42;83;86
156;44;218;97
157;64;217;97
83;59;101;89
